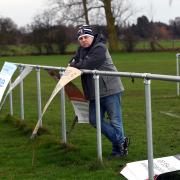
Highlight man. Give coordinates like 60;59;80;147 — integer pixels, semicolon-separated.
69;25;129;157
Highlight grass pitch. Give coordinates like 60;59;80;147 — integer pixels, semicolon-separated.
0;52;180;179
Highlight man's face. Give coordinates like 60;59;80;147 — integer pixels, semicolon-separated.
78;35;94;48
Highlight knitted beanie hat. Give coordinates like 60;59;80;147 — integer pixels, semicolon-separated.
77;25;94;40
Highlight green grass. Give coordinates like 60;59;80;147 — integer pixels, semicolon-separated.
158;39;180;49
130;39;180;50
0;52;180;179
1;39;180;56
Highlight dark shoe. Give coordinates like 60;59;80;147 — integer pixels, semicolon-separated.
123;137;130;156
108;151;124;160
117;143;126;156
108;144;124;159
109;137;130;159
116;137;130;157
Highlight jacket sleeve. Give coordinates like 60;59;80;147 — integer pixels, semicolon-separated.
69;48;80;66
70;45;106;70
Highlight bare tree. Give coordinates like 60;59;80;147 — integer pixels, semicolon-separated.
82;0;89;24
50;0;89;25
30;11;56;54
91;0;135;51
0;17;18;45
111;0;135;27
169;0;173;5
101;0;119;51
48;0;135;51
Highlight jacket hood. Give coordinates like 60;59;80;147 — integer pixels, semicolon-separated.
85;33;106;49
93;33;106;44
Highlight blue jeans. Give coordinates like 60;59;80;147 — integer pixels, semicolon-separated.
89;93;125;145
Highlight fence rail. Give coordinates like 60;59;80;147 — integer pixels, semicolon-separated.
176;53;180;95
2;61;180;180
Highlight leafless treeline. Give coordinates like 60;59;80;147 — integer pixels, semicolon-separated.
0;0;180;55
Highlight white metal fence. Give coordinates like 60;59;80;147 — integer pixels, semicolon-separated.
176;53;180;96
1;60;180;180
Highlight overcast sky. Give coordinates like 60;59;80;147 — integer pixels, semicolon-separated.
132;0;180;24
0;0;47;27
0;0;179;27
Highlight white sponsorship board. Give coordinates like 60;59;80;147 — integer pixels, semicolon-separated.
120;155;180;180
0;62;17;103
31;66;82;137
41;66;82;118
46;69;89;124
0;66;33;109
71;100;89;123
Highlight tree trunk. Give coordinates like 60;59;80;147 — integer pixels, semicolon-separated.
82;0;89;25
103;0;119;51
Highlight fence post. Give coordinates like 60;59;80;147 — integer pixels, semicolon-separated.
94;74;103;162
19;66;24;120
36;67;42;127
144;78;154;180
60;71;67;144
9;80;13;116
176;53;180;96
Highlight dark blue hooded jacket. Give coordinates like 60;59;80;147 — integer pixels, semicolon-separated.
70;34;124;100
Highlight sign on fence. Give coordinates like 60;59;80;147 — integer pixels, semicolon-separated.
46;69;89;123
0;62;17;103
31;66;82;137
120;154;180;180
0;66;33;109
71;100;89;123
